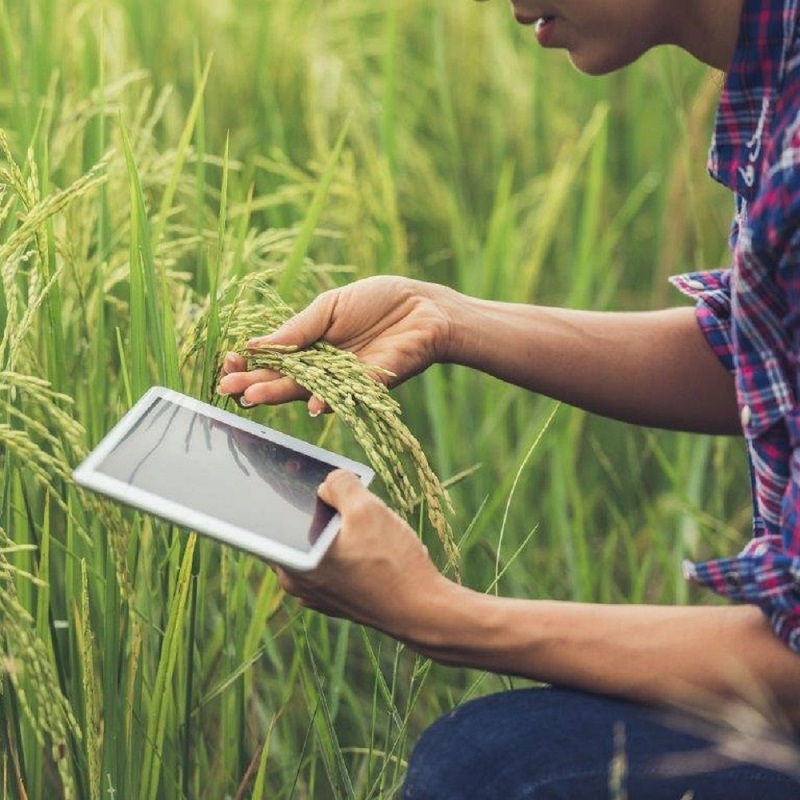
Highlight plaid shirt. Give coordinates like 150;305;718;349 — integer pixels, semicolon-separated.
670;0;800;651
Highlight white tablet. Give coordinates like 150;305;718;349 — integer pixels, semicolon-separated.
73;386;374;571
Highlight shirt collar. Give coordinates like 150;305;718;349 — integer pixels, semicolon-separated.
708;0;799;198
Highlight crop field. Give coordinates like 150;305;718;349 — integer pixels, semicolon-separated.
0;1;752;797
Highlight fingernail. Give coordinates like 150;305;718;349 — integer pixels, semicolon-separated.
239;396;254;408
309;396;324;417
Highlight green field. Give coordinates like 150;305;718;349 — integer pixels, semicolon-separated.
1;1;751;797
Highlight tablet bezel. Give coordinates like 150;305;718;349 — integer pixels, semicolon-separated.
72;386;375;571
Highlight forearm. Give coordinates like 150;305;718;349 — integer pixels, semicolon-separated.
441;292;739;434
281;473;800;725
411;583;800;725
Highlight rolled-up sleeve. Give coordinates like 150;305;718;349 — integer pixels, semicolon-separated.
669;270;736;374
682;537;800;652
670;197;800;652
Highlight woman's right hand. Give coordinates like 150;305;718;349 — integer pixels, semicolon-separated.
217;276;459;414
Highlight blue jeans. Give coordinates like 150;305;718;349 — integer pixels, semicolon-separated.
402;687;800;799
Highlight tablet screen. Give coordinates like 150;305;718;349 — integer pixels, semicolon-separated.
94;395;337;552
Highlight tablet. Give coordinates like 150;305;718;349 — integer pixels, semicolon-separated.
73;386;375;571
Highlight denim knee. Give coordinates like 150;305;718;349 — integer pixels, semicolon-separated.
402;687;800;800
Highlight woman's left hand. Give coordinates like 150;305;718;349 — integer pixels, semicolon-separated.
273;469;455;645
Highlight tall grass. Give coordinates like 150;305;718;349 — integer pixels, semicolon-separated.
0;0;753;797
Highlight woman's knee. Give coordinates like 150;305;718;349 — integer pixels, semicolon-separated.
401;687;800;800
402;688;585;799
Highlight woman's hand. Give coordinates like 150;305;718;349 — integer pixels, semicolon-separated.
217;276;459;415
273;469;454;643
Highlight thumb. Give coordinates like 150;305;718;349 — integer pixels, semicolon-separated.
247;292;335;350
318;469;365;511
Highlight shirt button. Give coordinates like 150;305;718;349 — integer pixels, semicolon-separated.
740;404;752;427
724;571;743;592
685;278;705;291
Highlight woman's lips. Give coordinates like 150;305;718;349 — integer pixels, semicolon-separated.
534;16;556;45
511;9;556;45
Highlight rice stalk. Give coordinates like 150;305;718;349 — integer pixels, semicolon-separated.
608;721;628;800
140;534;198;800
0;128;110;373
0;378;83;522
0;129;110;267
0;371;134;599
0;527;81;798
0;249;46;373
75;560;101;800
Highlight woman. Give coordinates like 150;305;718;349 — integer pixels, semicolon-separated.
219;0;800;795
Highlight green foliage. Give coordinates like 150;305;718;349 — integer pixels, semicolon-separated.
0;0;751;797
